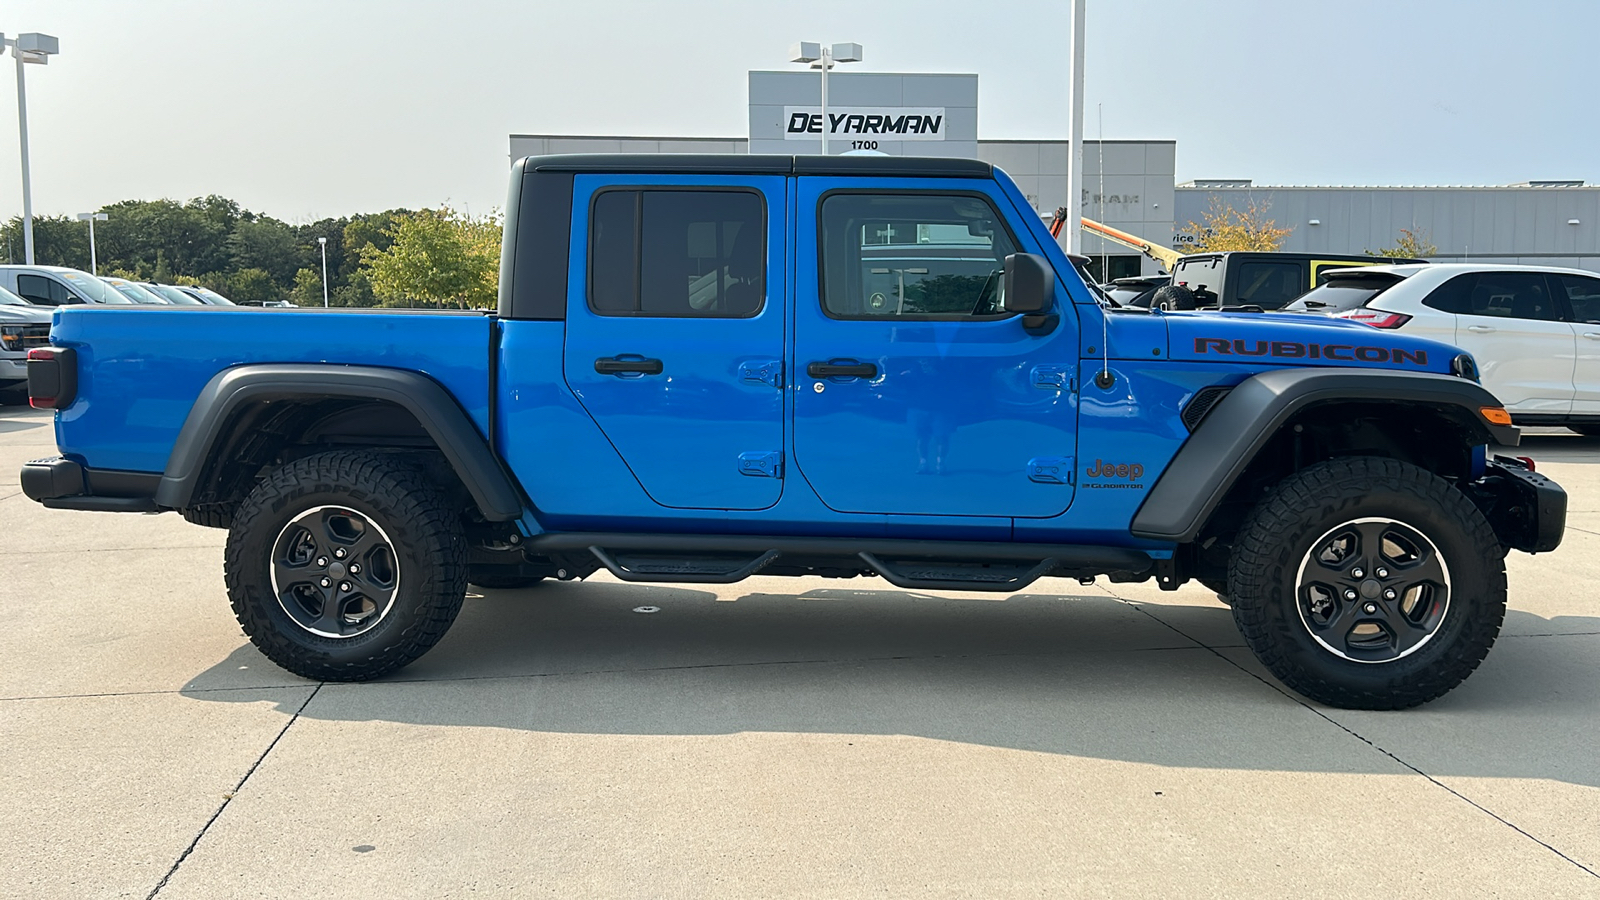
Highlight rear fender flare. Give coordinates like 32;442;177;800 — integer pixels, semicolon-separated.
1129;369;1517;543
153;364;524;521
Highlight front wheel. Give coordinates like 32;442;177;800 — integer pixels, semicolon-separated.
224;451;468;681
1228;457;1505;710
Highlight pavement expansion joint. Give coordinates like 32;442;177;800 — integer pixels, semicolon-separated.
0;683;313;703
0;543;223;557
144;683;325;900
1095;584;1600;881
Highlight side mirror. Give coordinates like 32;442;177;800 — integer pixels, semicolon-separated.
1003;252;1052;314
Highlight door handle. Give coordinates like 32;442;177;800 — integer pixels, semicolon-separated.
1583;332;1600;340
807;361;878;379
1466;325;1495;333
594;356;664;376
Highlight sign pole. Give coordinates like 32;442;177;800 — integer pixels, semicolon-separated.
1065;0;1086;254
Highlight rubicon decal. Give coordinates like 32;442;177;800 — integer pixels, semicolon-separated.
1083;459;1145;490
783;106;947;141
1193;338;1428;365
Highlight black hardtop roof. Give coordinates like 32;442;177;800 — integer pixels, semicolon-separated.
1176;251;1426;265
519;153;993;179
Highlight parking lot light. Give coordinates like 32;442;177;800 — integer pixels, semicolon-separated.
76;212;107;274
3;32;60;265
789;41;862;155
317;236;329;308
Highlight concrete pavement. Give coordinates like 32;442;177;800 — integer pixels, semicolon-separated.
2;402;1596;898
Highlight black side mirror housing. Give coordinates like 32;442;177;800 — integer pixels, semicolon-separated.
1003;252;1052;314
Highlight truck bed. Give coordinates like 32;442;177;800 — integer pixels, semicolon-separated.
49;307;494;475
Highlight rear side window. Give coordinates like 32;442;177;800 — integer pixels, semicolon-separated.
818;193;1019;319
1280;273;1403;313
16;274;73;305
1423;272;1560;321
1550;273;1600;323
1172;256;1222;303
1233;260;1303;309
588;189;765;318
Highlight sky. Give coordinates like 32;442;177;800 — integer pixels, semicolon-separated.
1;0;1596;223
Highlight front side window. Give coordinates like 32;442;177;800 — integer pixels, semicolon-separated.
16;274;74;305
589;189;765;318
819;193;1019;319
1424;272;1559;321
1550;273;1600;323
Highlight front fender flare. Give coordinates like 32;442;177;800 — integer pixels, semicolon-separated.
153;364;524;521
1129;369;1517;543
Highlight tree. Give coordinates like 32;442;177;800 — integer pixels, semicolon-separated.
1;214;92;268
229;218;305;286
1178;196;1292;252
361;207;501;308
289;267;324;307
229;267;285;305
1368;228;1437;259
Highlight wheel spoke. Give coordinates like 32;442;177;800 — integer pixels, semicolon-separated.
312;587;347;633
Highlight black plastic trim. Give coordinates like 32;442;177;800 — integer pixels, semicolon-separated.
20;456;85;501
153;365;525;521
520;153;992;179
1478;458;1567;553
503;169;574;320
1130;369;1520;543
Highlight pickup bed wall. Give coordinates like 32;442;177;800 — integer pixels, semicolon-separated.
49;307;494;474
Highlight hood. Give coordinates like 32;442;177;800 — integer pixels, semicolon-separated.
1162;310;1458;375
0;304;53;325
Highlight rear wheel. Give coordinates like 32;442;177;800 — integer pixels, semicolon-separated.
224;450;467;681
1229;457;1505;709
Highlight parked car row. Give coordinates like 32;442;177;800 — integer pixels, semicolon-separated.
0;264;247;308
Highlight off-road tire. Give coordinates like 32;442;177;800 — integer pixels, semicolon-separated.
224;450;468;681
469;575;546;590
1149;284;1197;311
1569;424;1600;437
1229;456;1505;710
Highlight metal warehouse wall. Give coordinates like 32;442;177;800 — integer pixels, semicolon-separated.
1174;186;1600;273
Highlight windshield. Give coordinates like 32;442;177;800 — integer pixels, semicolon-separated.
146;283;205;305
56;271;134;304
104;278;172;304
1106;284;1161;307
192;286;235;305
0;285;28;306
1280;274;1404;313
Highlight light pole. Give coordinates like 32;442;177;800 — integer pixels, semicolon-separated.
317;236;329;307
76;212;107;274
2;32;60;265
1064;1;1086;254
789;41;862;155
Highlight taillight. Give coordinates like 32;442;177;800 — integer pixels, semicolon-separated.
26;346;77;409
1336;309;1412;329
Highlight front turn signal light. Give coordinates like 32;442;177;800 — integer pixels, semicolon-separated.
1480;407;1513;426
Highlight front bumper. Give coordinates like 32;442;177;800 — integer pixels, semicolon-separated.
1472;457;1566;553
20;457;162;512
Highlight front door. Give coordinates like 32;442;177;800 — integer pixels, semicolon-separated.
1549;272;1600;414
791;180;1079;518
562;175;787;510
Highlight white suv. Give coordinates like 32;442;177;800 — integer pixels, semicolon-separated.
1281;263;1600;434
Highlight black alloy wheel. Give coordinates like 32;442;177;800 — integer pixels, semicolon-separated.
1295;518;1449;663
270;506;401;638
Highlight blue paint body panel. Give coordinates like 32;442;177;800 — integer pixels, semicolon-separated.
49;307;492;474
42;162;1483;562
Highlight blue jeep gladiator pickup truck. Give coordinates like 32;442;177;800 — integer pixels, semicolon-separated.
21;154;1566;709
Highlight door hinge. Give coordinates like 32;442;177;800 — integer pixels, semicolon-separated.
739;359;784;389
738;451;784;478
1027;456;1074;485
1032;365;1073;392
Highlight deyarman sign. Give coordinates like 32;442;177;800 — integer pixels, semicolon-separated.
783;107;947;141
749;71;977;157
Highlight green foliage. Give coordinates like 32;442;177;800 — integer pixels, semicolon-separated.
289;268;325;307
1367;228;1437;259
229;268;284;305
362;207;502;309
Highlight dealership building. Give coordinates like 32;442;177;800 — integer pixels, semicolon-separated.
511;70;1600;278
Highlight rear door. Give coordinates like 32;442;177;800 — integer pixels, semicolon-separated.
1421;271;1576;413
790;179;1079;518
562;175;787;510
